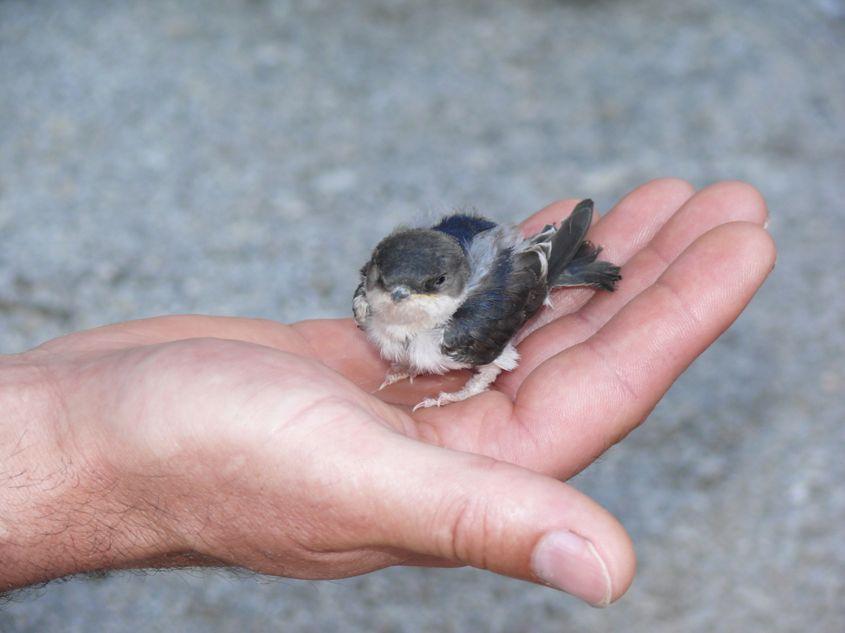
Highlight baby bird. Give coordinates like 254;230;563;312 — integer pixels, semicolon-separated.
353;199;621;410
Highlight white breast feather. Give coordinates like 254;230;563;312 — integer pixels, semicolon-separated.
362;286;468;373
407;327;467;374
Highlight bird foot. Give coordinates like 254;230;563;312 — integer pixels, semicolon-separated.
378;368;415;391
411;363;503;411
412;391;467;411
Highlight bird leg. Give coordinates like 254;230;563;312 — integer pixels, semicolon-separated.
413;363;502;411
378;364;415;391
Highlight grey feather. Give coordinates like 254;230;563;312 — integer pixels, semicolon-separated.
546;199;622;290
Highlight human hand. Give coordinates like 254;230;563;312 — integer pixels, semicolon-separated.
0;179;774;607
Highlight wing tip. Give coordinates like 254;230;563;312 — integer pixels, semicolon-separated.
570;199;594;226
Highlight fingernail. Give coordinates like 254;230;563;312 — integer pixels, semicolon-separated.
763;218;770;230
531;530;613;607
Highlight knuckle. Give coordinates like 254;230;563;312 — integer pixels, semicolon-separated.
443;495;488;567
438;457;509;569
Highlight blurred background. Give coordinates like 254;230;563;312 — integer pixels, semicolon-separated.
1;1;843;631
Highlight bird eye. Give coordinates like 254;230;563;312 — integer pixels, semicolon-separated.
424;275;447;292
425;275;446;292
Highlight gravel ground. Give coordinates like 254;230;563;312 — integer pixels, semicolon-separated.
1;1;844;631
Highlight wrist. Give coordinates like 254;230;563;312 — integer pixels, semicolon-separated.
0;352;189;591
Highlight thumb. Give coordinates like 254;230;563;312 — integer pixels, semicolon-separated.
365;436;636;607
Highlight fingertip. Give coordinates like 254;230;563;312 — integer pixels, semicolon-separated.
693;221;777;279
608;177;695;219
556;490;637;605
589;177;696;259
704;179;765;203
696;180;769;226
591;513;637;604
375;440;639;605
723;219;776;256
529;502;636;606
649;176;697;197
616;177;696;213
757;224;778;270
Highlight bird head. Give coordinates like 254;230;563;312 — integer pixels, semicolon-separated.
362;229;470;325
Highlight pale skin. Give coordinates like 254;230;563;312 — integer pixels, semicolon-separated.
0;179;775;606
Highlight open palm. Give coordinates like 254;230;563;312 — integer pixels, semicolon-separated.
296;177;773;477
33;179;773;605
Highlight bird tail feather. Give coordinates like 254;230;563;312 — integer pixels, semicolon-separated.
546;199;621;291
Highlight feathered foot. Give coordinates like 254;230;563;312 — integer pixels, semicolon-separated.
412;364;502;411
378;365;415;391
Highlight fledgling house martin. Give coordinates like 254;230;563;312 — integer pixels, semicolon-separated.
353;199;621;410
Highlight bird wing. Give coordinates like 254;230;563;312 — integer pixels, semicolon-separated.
431;214;498;252
442;233;547;366
545;200;621;291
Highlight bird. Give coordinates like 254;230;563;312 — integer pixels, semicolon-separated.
352;199;621;410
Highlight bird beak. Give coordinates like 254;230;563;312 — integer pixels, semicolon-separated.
390;286;411;303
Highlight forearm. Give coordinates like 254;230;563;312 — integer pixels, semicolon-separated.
0;354;186;591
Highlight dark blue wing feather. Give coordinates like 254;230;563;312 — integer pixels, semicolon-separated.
442;247;547;366
431;214;498;252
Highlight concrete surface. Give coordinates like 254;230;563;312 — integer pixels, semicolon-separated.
1;0;844;631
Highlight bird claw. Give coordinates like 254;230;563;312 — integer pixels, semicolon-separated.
411;370;499;411
412;397;438;412
378;369;414;391
412;392;457;412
